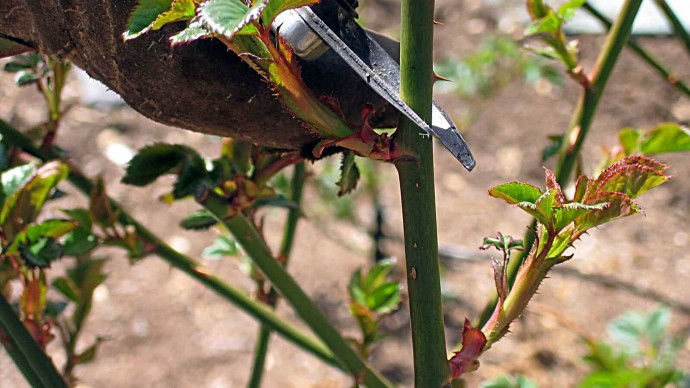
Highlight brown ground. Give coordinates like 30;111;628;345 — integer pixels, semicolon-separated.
1;1;690;387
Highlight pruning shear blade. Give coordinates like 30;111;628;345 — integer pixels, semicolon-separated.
292;6;476;171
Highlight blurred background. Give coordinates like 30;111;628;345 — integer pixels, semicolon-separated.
1;0;689;386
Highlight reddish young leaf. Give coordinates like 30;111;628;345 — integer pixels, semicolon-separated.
449;319;487;379
572;174;589;203
544;168;566;204
588;155;668;199
575;191;639;233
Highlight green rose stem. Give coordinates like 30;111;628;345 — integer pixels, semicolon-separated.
197;189;391;387
477;0;644;327
248;162;306;388
394;0;450;385
0;119;341;372
481;234;557;350
0;294;67;388
583;2;690;98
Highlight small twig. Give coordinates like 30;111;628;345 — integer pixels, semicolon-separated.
248;162;306;388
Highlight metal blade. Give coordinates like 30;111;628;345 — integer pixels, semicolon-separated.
294;7;475;171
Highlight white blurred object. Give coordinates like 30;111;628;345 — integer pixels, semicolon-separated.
494;0;690;35
567;0;690;34
75;68;124;108
96;128;135;166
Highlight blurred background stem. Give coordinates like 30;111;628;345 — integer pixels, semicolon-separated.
248;162;306;388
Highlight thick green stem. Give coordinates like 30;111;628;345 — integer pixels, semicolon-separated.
198;190;390;388
394;0;449;386
0;119;339;370
583;2;690;98
477;0;643;328
248;162;306;388
653;0;690;58
0;295;67;388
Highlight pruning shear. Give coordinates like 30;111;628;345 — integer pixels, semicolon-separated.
272;0;476;171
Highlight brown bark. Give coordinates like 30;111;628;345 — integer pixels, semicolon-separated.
0;0;399;150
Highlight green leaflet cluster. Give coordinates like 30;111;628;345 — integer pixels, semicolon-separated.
449;154;671;381
524;0;588;84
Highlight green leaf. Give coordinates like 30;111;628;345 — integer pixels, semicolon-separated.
90;178;119;227
169;21;210;46
525;11;561;36
348;260;400;314
364;260;395;291
526;0;549;19
20;238;64;268
645;307;671;348
0;163;37;207
336;151;360;196
488;182;543;205
367;281;400;314
4;53;42;71
261;0;318;29
198;0;265;39
15;71;40;86
596;157;669;199
75;338;105;365
26;219;77;241
179;210;217;230
52;277;80;302
62;208;93;232
572;174;589;203
480;233;523;255
151;0;197;30
44;300;69;317
68;258;108;295
251;195;299;210
525;45;560;61
574;191;639;233
122;144;207;197
618;128;642;155
552;202;607;232
0;162;69;241
5;219;77;255
639;123;690;155
542;135;563;162
123;0;174;40
547;225;573;259
557;0;585;21
348;268;366;305
63;229;99;256
3;61;32;73
202;235;240;260
173;154;208;199
515;201;547;226
534;188;560;223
